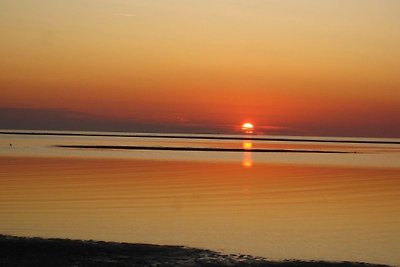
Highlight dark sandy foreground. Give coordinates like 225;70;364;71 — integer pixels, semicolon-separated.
0;235;390;267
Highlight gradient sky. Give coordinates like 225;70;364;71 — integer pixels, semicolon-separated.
1;0;399;137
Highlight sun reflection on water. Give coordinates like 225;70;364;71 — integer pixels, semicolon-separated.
242;141;253;168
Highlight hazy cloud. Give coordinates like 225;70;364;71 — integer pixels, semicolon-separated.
0;107;218;134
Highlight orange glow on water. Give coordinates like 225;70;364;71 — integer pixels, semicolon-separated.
242;140;253;168
243;141;252;150
1;156;400;264
242;152;253;168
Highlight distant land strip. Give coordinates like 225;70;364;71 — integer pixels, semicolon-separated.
56;145;354;154
1;131;399;144
0;235;391;267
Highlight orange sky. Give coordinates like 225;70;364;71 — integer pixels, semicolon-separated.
1;1;399;137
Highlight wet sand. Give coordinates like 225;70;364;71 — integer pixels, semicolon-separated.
56;145;353;153
0;235;391;267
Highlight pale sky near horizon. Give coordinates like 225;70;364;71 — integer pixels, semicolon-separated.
1;0;399;136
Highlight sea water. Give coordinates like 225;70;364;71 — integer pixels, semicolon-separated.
0;130;399;265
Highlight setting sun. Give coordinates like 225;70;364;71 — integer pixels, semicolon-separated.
242;122;254;134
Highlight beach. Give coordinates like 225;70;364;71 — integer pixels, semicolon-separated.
0;235;392;267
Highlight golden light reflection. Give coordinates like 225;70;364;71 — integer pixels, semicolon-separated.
1;156;400;265
242;140;253;168
243;141;252;150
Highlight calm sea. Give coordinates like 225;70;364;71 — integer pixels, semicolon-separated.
0;130;399;265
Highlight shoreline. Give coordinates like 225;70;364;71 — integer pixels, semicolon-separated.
0;235;391;267
56;145;354;154
1;131;399;145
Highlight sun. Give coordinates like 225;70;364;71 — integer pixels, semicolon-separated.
242;122;254;134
